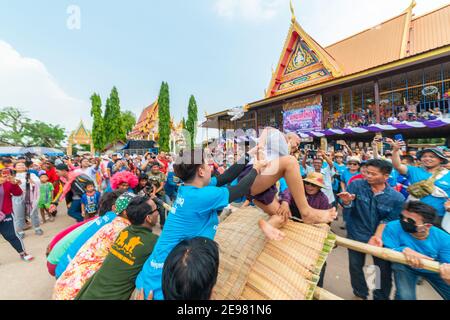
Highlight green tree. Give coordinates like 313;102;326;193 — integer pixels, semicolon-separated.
103;86;124;144
23;121;66;148
90;93;106;151
157;82;171;152
186;95;198;148
181;117;186;130
0;107;66;147
121;110;136;140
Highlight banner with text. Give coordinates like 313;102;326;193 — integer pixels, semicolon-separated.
283;104;322;133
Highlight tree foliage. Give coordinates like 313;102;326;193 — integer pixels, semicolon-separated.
186;95;198;148
0;107;66;147
121;110;136;139
103;86;124;145
157;82;171;152
90;93;106;151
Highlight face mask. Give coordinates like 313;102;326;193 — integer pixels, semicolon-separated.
400;218;418;234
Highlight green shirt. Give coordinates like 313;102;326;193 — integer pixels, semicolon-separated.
47;221;95;265
75;224;158;300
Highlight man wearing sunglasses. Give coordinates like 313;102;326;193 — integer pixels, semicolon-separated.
76;195;159;300
382;201;450;300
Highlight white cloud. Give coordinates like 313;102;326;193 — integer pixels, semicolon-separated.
214;0;284;21
0;40;91;140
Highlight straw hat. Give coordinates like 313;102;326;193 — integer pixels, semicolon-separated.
303;172;326;189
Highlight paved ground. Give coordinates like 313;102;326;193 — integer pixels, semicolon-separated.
0;205;442;300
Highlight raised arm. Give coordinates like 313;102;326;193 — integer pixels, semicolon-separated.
386;138;408;175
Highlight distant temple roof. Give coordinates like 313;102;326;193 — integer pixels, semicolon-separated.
264;1;450;98
128;101;159;138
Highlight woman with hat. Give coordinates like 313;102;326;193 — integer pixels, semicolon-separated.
340;156;361;192
279;172;332;287
390;139;450;226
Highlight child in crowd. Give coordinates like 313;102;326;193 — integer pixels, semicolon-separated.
81;182;101;220
38;172;55;223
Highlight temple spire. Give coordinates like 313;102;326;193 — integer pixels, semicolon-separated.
290;0;296;24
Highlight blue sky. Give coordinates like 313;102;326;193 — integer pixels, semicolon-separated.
0;0;448;141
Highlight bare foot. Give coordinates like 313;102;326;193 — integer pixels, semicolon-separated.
259;219;285;241
303;207;337;224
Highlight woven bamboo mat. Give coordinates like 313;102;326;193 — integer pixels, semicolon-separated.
212;207;336;300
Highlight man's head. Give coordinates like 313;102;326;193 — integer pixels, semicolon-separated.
151;162;161;174
139;174;149;187
416;148;448;169
400;201;437;237
1;158;13;168
114;192;136;218
98;190;125;216
312;157;324;172
286;132;301;154
162;237;219;300
174;149;211;186
55;163;69;178
126;196;159;227
365;159;393;186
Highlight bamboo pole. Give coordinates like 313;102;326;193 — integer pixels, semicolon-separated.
335;235;440;273
313;287;344;301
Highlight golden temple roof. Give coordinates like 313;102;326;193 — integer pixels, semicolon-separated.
265;1;450;99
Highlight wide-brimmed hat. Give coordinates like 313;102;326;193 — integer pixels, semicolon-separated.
303;172;326;189
416;148;449;164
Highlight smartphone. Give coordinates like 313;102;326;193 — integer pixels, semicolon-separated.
394;134;407;152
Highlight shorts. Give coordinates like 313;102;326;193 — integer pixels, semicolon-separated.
38;202;51;210
237;164;278;206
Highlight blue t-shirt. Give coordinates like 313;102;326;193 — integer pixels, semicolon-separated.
81;191;101;214
55;211;117;278
342;168;360;187
332;162;347;192
407;166;450;217
387;168;400;188
135;177;229;300
383;220;450;271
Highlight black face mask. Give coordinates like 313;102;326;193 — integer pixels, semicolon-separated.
400;218;418;234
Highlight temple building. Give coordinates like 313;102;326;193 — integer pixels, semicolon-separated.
128;99;186;152
204;1;450;143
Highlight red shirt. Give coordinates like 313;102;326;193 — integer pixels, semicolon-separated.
158;157;169;175
0;181;23;215
348;174;365;185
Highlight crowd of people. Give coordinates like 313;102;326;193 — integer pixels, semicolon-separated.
1;127;450;300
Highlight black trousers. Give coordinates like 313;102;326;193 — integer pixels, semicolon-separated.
348;249;392;300
0;214;26;254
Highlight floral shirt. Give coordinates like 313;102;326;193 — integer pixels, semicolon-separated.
52;217;131;300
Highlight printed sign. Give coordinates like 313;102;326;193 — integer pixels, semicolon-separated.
283;104;322;133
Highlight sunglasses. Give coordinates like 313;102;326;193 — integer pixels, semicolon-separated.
348;163;359;166
400;214;428;228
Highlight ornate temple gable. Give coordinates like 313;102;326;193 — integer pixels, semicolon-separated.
266;2;343;98
128;100;159;140
70;120;91;143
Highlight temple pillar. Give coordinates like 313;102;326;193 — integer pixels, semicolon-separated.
67;141;73;156
374;80;381;124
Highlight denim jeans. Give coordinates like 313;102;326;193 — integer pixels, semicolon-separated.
348;249;392;300
392;263;450;300
68;199;84;223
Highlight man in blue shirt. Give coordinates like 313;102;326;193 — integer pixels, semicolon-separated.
382;201;450;300
390;142;450;226
338;159;404;300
